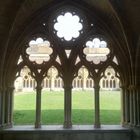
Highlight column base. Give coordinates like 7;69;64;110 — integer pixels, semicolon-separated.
63;121;72;128
35;122;41;128
0;123;13;129
94;123;100;128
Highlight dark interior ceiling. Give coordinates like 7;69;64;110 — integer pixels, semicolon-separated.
0;0;140;86
0;0;140;54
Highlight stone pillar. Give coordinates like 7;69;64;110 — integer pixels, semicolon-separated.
35;85;42;128
137;88;140;126
124;88;130;125
0;87;2;127
129;86;134;126
4;86;14;127
63;86;72;128
1;88;6;127
8;86;15;127
120;85;126;125
133;87;137;126
128;85;137;126
94;84;100;128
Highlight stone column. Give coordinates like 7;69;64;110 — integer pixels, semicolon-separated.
0;87;2;127
4;86;15;127
129;85;134;126
94;84;100;128
120;85;126;125
137;87;140;126
1;88;6;127
124;88;130;125
63;85;72;128
133;87;137;126
35;85;42;128
8;86;14;127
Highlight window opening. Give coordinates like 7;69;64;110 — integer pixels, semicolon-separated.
26;37;53;64
54;12;83;41
100;67;121;124
14;67;36;125
72;67;94;124
84;38;110;64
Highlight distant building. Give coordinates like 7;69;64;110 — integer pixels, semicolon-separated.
15;44;120;91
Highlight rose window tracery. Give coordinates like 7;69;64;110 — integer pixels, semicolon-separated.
54;12;83;41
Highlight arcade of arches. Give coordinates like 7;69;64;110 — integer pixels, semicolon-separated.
0;1;140;140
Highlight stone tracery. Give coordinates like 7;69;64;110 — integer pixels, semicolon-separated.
13;7;120;129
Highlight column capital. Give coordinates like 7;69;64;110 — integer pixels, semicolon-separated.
120;85;127;89
128;85;136;90
7;86;15;91
35;85;42;90
94;85;100;89
63;85;73;89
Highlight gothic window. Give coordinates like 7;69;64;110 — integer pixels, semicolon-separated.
81;79;83;88
14;5;121;129
113;80;116;88
90;79;93;88
106;80;109;88
49;79;51;88
33;80;36;89
103;80;105;88
110;80;112;88
58;79;61;88
23;79;26;88
30;79;33;88
73;79;76;88
55;79;57;87
86;79;89;88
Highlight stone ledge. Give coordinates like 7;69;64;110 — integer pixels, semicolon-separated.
0;125;131;133
0;125;132;140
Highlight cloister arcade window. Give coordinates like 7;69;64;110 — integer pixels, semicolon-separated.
14;6;121;128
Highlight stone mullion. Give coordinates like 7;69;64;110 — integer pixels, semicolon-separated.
94;84;100;128
63;85;72;128
35;85;42;128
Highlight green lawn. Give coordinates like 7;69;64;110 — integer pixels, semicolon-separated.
14;90;121;125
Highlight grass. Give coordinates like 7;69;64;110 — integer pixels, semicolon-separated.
14;90;121;125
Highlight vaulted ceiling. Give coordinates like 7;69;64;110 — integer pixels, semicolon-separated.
0;0;140;86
